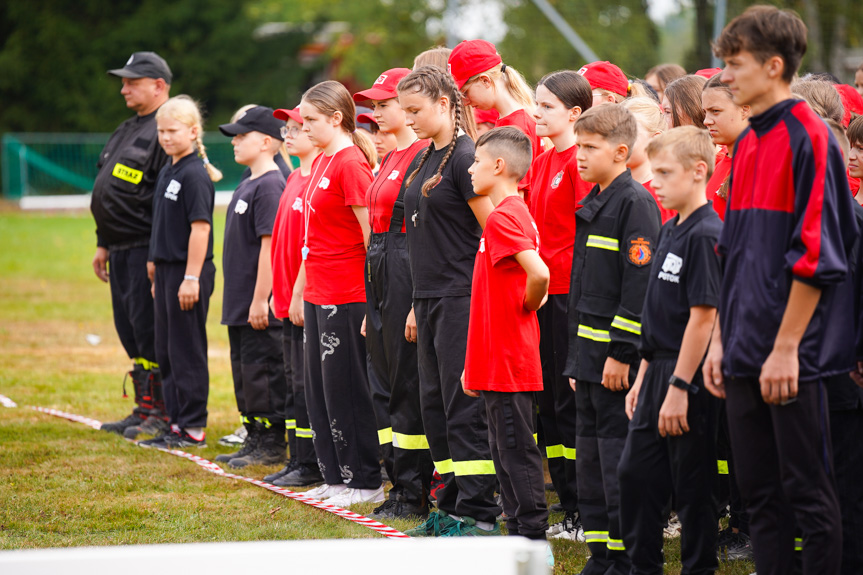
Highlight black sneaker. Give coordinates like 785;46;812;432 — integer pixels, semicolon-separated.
264;459;298;483
370;499;429;520
272;463;323;487
138;429;179;448
124;416;169;440
717;526;735;548
722;532;754;561
164;430;207;448
101;412;144;434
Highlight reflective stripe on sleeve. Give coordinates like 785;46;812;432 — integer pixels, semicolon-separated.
578;324;611;343
586;235;620;251
607;538;626;551
611;315;641;335
584;531;609;544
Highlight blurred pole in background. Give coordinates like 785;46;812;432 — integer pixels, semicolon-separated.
530;0;600;63
711;0;726;68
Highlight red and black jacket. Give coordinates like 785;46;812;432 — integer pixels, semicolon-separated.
718;99;859;381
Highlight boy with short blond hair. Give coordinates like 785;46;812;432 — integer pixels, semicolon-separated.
565;104;661;575
618;126;722;575
462;126;550;545
705;6;858;575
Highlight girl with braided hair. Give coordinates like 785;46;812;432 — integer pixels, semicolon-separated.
396;65;498;537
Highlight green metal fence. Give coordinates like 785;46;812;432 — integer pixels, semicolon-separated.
1;133;248;198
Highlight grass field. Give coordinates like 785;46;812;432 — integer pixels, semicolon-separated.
0;206;755;573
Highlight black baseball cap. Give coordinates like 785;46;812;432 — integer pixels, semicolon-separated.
219;106;283;139
108;51;172;83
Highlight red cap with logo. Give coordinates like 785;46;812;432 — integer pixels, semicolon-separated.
578;61;629;97
473;108;500;125
353;68;413;102
357;112;377;126
448;40;503;89
273;107;303;124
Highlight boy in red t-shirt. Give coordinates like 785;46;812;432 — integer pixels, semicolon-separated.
462;127;551;548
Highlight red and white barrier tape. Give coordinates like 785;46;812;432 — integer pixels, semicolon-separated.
0;398;408;539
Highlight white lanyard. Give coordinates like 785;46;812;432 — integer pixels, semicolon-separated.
302;152;337;260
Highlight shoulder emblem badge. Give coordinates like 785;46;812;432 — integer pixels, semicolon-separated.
627;236;652;266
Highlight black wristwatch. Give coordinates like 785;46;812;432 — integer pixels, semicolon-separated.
668;375;699;395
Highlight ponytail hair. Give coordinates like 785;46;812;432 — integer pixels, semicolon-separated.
622;97;666;136
301;80;377;168
157;95;223;182
665;75;708;128
413;46;451;71
398;66;468;196
467;64;535;113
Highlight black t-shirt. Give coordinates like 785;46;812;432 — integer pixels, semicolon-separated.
149;152;215;264
91;110;169;248
640;203;722;358
222;169;285;326
240;153;292;182
405;135;480;298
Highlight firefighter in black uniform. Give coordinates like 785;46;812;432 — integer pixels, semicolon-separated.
563;104;661;575
91;52;171;438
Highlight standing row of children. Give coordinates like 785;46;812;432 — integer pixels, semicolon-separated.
133;5;863;574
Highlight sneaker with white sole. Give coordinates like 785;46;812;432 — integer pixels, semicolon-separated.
323;485;385;507
218;426;247;447
548;510;585;542
303;483;347;500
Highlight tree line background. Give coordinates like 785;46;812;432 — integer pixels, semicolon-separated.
1;0;861;137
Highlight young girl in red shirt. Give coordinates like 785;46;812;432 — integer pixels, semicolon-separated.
294;81;384;507
448;40;543;201
265;106;324;488
530;69;593;542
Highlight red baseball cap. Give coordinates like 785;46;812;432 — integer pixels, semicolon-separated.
473;108;499;125
357;112;377;126
448;40;502;89
835;84;863;128
695;67;722;79
578;61;629;97
273;107;303;124
353;68;413;102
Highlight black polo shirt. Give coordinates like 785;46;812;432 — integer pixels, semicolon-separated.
404;135;480;298
91;110;169;248
222;169;285;326
149;152;214;264
640;202;723;359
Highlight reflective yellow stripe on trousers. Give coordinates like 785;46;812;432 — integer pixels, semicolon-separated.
545;444;576;460
378;427;393;445
585;530;609;544
607;538;626;551
434;459;495;476
296;427;314;439
392;432;429;450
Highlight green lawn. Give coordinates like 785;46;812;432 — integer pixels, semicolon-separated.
0;206;755;573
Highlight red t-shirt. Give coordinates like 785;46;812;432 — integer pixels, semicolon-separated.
707;148;731;221
302;146;374;305
464;195;543;392
367;140;428;234
271;170;311;318
529;145;592;294
642;180;677;224
848;169;861;198
496;109;544;202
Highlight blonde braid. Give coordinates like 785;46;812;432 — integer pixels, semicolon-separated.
196;133;223;182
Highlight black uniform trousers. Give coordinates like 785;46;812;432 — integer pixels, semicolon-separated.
618;358;719;575
575;379;631;575
366;232;433;505
153;261;214;429
484;390;548;539
725;377;841;575
303;301;381;489
228;325;286;425
283;323;316;465
827;375;863;575
414;296;500;524
536;293;578;513
109;245;156;365
716;403;749;534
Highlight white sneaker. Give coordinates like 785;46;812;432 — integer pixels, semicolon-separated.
304;483;347;500
322;485;385;507
663;512;682;539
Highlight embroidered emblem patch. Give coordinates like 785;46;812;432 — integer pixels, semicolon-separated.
551;170;564;189
627;236;652;266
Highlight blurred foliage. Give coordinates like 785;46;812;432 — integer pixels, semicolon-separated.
498;0;660;82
